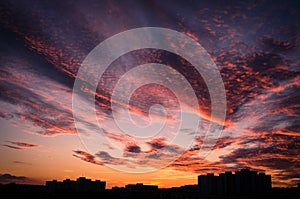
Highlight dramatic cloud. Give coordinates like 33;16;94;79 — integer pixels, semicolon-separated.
0;0;299;187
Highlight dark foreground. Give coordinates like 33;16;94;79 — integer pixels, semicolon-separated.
1;183;299;199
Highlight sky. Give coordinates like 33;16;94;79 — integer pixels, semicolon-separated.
0;0;299;188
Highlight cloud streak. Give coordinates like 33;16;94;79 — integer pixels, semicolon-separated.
0;0;299;187
0;173;32;184
3;141;39;150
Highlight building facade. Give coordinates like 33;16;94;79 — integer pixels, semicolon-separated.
198;169;271;195
46;177;106;192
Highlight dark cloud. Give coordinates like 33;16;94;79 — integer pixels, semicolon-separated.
73;150;103;166
261;36;295;52
0;173;30;184
95;151;130;166
220;137;300;186
13;161;32;165
0;0;299;187
147;138;167;150
8;141;39;148
2;141;39;150
125;143;141;153
212;137;235;150
2;144;23;150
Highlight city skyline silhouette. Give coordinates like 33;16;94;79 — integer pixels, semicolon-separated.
1;169;299;199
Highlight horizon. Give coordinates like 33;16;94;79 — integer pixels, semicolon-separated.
0;168;294;189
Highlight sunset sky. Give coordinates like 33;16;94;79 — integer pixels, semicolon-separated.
0;0;299;188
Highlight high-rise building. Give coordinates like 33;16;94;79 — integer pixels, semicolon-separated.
125;183;158;192
46;177;106;192
198;169;271;195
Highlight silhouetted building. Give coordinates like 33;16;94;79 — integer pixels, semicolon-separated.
125;183;158;192
198;169;271;195
198;173;217;194
46;177;105;192
178;185;199;192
